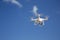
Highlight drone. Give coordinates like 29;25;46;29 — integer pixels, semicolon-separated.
31;14;48;26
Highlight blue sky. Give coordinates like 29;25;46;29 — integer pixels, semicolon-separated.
0;0;60;40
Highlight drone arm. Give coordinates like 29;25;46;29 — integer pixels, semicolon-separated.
42;17;48;21
31;17;37;21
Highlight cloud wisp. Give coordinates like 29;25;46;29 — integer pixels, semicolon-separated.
33;5;38;16
3;0;23;7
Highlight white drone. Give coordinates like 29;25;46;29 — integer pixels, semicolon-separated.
31;14;48;26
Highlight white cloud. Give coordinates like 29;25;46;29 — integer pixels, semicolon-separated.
33;5;38;16
3;0;23;7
